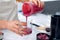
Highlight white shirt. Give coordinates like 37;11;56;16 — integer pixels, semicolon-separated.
0;0;20;40
0;0;18;21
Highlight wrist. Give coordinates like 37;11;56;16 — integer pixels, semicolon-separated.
0;20;8;30
4;21;8;29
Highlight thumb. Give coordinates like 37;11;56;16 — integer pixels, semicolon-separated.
13;21;20;25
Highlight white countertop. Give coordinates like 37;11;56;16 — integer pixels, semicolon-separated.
2;12;51;40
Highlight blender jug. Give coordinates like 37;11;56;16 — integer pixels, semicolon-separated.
22;2;44;17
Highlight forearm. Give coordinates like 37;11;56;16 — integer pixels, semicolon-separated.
0;20;7;30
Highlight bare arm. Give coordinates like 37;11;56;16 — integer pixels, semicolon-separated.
0;20;7;30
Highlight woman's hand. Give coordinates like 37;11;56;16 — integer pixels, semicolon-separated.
29;0;41;7
6;21;27;36
16;0;44;7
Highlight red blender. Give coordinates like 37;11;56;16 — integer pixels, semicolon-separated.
22;2;44;35
22;2;44;17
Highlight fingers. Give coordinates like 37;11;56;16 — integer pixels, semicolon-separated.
35;0;41;7
7;21;27;36
19;29;27;35
19;22;27;26
13;24;27;36
41;1;44;8
12;20;20;25
9;26;19;35
13;24;19;29
10;25;27;36
32;0;37;5
12;21;27;36
13;21;27;26
37;0;41;7
29;0;41;7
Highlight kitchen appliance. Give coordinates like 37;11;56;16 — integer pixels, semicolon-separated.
50;15;57;40
22;2;44;17
50;12;60;40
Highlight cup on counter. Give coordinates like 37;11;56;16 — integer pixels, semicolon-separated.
37;33;50;40
18;22;32;36
18;22;33;40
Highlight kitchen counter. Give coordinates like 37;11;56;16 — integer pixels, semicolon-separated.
2;12;51;40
